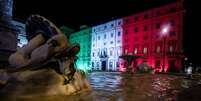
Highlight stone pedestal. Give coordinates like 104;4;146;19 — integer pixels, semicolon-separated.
0;0;17;67
0;24;17;67
0;69;91;97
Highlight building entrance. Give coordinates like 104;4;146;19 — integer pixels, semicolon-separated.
101;61;106;71
168;60;176;72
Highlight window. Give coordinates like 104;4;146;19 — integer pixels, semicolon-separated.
156;23;160;29
144;14;148;19
110;41;113;44
116;62;119;67
125;30;128;35
170;7;176;12
93;44;95;47
125;39;128;43
96;62;99;67
109;62;113;68
134;48;138;54
118;21;121;25
104;34;106;39
169;45;173;52
168;40;176;53
170;19;175;26
117;47;121;56
104;25;107;29
156;11;160;16
92;62;94;67
143;47;148;54
88;62;90;67
134;27;138;32
155;35;159;39
98;51;100;56
118;31;121;36
144;25;148;31
170;31;176;36
103;48;107;56
111;33;114;37
143;36;148;40
104;42;106;45
134;16;138;21
125;19;129;23
110;50;113;56
117;40;121;43
155;60;160;68
125;49;128;54
156;46;160;53
98;36;100;40
111;24;114;27
93;52;95;57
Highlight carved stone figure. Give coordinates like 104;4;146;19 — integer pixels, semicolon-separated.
0;15;91;97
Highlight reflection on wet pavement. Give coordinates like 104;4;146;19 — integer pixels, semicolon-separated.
1;72;201;101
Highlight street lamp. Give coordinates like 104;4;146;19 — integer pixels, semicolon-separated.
161;25;170;72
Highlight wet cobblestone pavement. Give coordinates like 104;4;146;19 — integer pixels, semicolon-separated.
1;72;201;101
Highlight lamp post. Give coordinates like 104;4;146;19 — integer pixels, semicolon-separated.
162;36;166;72
161;26;169;73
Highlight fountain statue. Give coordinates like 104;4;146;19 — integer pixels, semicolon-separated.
0;0;17;67
0;15;91;98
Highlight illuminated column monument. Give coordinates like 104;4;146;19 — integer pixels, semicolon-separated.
0;0;17;66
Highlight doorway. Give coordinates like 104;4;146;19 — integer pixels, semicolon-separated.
168;60;176;72
102;61;106;71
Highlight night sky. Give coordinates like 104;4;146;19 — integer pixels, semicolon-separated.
13;0;199;66
13;0;178;30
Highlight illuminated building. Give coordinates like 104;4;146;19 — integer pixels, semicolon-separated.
11;20;28;48
122;1;184;72
91;19;123;71
69;25;91;72
70;1;184;72
60;26;75;39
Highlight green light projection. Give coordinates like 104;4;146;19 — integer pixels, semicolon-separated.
68;27;92;72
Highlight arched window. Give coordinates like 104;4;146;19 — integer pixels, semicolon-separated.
116;62;119;67
97;62;99;68
156;46;160;53
134;48;138;54
109;62;113;68
92;62;94;67
143;47;148;54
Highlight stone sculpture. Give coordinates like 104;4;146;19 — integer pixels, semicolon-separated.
0;15;91;97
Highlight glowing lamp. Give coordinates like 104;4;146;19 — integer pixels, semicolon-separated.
162;28;168;33
162;26;169;36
